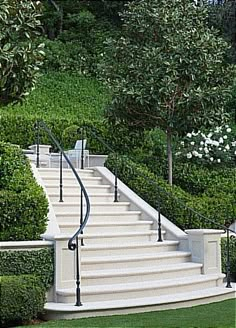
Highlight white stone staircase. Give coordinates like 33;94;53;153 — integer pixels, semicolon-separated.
32;166;235;320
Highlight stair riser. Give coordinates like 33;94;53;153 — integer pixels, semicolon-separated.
60;223;153;234
80;233;157;245
49;194;115;203
81;267;202;286
56;213;142;224
39;170;94;178
43;178;103;186
53;204;130;214
81;244;177;258
81;255;191;271
57;279;219;303
44;186;111;194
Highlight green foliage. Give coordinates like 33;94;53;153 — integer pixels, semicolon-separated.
173;162;236;196
105;154;234;229
0;275;46;327
101;0;235;134
0;142;48;241
1;72;110;121
0;0;45;106
221;237;236;274
0;248;54;289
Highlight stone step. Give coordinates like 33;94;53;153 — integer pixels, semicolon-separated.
57;231;159;245
80;241;177;258
52;202;131;214
48;193;116;203
81;251;191;271
44;184;112;194
38;168;95;178
56;211;142;224
59;220;154;234
45;285;235;320
56;274;223;303
42;176;103;186
81;262;203;287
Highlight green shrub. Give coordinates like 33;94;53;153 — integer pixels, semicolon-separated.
0;248;54;289
221;237;236;275
0;275;46;327
0;142;48;241
105;155;234;229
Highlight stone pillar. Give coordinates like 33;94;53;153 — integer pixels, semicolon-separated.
185;229;224;275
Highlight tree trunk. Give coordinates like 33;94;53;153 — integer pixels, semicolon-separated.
167;129;173;186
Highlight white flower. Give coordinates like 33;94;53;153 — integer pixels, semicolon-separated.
198;154;203;158
226;128;231;133
175;152;181;156
225;144;230;150
225;125;229;128
180;141;184;146
187;133;192;138
219;137;224;144
231;141;236;147
223;135;227;139
199;147;203;151
192;151;199;157
187;153;192;159
190;141;195;145
210;157;214;162
200;141;204;146
235;150;236;155
207;133;213;138
212;141;219;147
204;148;209;154
218;147;222;151
217;159;221;163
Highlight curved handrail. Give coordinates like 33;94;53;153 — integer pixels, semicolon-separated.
36;120;91;250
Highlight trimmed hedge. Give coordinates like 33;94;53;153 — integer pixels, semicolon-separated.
0;275;46;327
105;155;234;229
221;237;236;276
0;142;48;241
0;248;54;289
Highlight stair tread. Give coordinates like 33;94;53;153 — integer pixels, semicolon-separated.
52;201;130;206
56;211;142;216
45;285;235;312
81;251;191;264
55;231;159;239
57;274;224;295
81;240;178;250
60;221;153;227
38;168;94;173
82;262;203;278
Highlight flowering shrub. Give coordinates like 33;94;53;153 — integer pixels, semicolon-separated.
176;125;236;166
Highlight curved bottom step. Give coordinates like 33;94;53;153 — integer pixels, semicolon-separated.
44;284;235;320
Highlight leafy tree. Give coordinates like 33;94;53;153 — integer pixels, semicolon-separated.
0;0;44;106
101;0;235;185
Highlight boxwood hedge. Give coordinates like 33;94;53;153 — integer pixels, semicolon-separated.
105;155;234;230
0;275;46;327
0;142;48;241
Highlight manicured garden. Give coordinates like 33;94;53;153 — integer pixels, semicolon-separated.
0;1;236;327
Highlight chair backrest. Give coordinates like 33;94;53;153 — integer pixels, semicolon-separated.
74;139;87;150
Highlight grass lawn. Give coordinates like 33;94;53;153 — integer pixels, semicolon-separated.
16;299;235;328
1;72;109;121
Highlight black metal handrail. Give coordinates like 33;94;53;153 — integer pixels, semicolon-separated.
82;125;119;202
108;154;236;288
34;120;90;306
